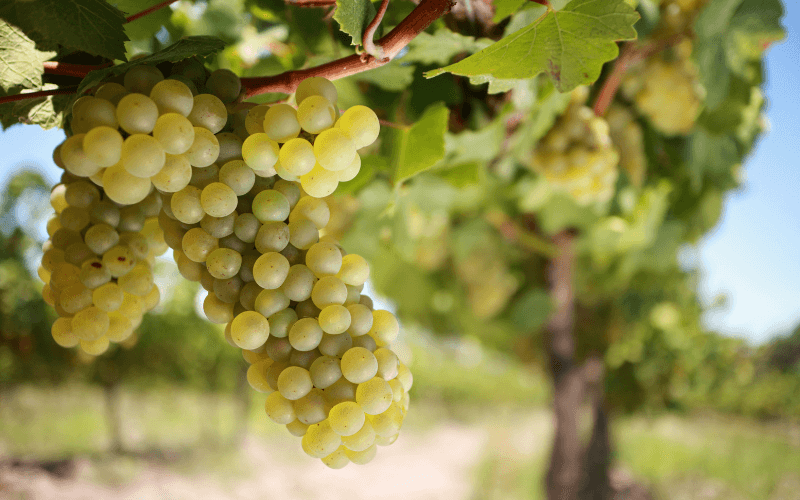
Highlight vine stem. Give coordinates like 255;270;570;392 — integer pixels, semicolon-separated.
126;0;181;23
286;0;337;6
43;61;112;77
378;118;406;130
240;0;454;98
0;87;78;106
363;0;391;59
485;210;558;258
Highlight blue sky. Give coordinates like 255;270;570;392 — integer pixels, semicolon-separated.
0;6;797;345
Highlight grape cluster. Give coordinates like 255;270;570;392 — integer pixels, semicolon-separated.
622;41;704;136
606;104;647;187
530;87;620;205
41;174;165;355
661;0;709;33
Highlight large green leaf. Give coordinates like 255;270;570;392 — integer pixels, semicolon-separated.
109;0;175;43
77;36;225;94
492;0;528;23
392;102;449;183
0;0;129;60
425;0;639;92
0;20;55;93
404;30;491;66
333;0;376;46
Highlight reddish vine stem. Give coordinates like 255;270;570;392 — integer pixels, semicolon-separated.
240;0;454;98
593;33;685;117
377;118;405;130
286;0;337;6
0;87;79;106
363;0;391;59
126;0;181;23
42;61;112;77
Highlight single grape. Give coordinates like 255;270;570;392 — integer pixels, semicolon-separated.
83;126;123;167
252;252;290;290
206;69;242;103
242;133;280;172
102;245;136;278
340;419;375;452
201;212;236;239
116;93;159;134
61;134;101;177
185;127;220;167
318;304;351;335
171;185;205;225
245;104;270;135
301;421;341;459
329;402;366;437
203;293;234;324
277;365;313;400
219;160;255;196
297;95;336;134
337;153;362;182
300;164;339;198
374;347;399;381
72;306;110;341
216;132;244;165
288;317;323;352
295;77;338;106
305;241;342;278
337;105;380;149
122;134;166;178
93;282;124;312
356;376;393;415
188;94;227;134
337;254;370;286
278;138;316;176
265;391;296;424
206;247;242;279
289;196;330;229
293;389;327;425
201;182;238;217
152;113;195;154
254;288;290;318
252;189;290;223
124;65;164;94
263;104;300;142
254;221;290;254
182;227;219;263
149;78;194;116
321;447;350;469
267;308;298;339
51;317;79;348
346;304;374;337
151;154;192;192
230;310;270;349
341;347;378;384
368;310;400;346
314;129;356;172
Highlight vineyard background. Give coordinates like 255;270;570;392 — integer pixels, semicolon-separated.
0;0;798;499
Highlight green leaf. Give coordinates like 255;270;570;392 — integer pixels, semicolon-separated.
403;30;492;66
509;289;552;332
109;0;174;43
425;0;639;92
436;162;481;188
0;20;55;93
354;61;415;92
333;0;376;46
492;0;528;23
687;128;739;191
392;102;450;183
1;0;129;61
444;118;504;164
77;36;225;95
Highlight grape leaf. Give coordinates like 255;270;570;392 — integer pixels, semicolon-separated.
403;30;492;66
694;0;784;109
355;61;415;92
509;289;552;332
492;0;528;23
333;0;376;46
425;0;639;92
436;162;481;188
0;20;55;93
0;84;71;129
392;102;450;183
77;36;225;95
0;0;129;61
108;0;174;43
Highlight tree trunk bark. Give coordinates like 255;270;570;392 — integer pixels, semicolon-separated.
581;358;612;500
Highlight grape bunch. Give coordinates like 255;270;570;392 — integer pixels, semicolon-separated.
606;104;647;188
529;87;620;205
41;174;165;355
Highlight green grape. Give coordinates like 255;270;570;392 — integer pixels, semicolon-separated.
71;96;118;134
349;313;374;339
242;133;280;172
51;228;82;252
214;275;244;304
185;127;220;167
245;104;270;135
368;310;400;346
287;219;318;251
122;134;166;178
118;263;154;296
239;280;263;310
337;105;380;149
219;160;255;196
206;248;242;279
274;161;297;182
206;69;241;103
267;308;297;339
272;180;300;207
322;447;350;469
255;221;289;253
356;376;393;415
215;132;244;165
287;420;310;438
230;310;270;349
117;206;145;233
118;293;144;321
143;283;161;313
265;336;293;362
118;232;148;260
311;276;347;309
295;77;338;106
295;298;321;320
200;212;236;239
150;154;191;192
94;82;128;106
105;312;134;342
59;282;93;314
50;183;68;213
238;251;260;283
388;378;404;402
201;182;237;217
51;317;79;348
309;355;342;389
278;138;316;176
396;362;413;392
280;264;316;302
288;317;323;352
152;113;195;154
102;161;154;204
319;332;352;358
344;285;361;306
337;153;361;182
289;196;330;229
302;421;341;459
79;258;111;289
218;234;250;254
374;347;398;381
252;252;290;289
64;180;100;208
80;336;110;356
337;254;370;287
247;359;274;393
72;306;110;341
61;134;101;177
254;288;289;318
300;164;339;198
102;245;136;278
50;262;81;290
341;347;378;384
277;365;313;400
294;389;327;425
313;129;356;172
189;163;220;190
63;242;93;267
83;126;123;167
318;304;351;335
340;419;374;452
263;104;301;142
305;241;342;278
93;282;123;312
265;391;296;424
42;248;66;273
116;93;159;134
149;78;193;116
203;293;234;324
175;250;203;281
252;190;290;223
297;95;336;134
182;227;219;263
59;206;90;232
232;213;259;243
328;402;366;437
368;401;403;438
124;65;164;94
187;94;227;134
171;185;205;225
